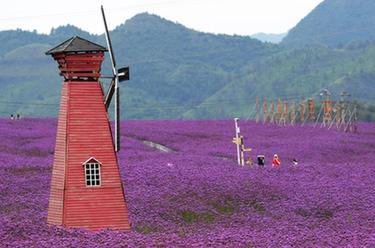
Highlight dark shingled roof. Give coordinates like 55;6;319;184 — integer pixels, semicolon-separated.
46;36;107;55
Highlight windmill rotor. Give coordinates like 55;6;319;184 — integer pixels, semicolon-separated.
101;5;130;152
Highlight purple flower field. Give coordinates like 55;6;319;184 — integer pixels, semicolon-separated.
0;118;374;247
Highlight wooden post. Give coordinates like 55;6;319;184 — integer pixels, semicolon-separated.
270;100;275;124
256;97;260;123
240;136;245;166
322;99;332;127
340;102;347;129
300;97;305;123
277;98;282;124
308;98;316;121
239;135;252;166
352;104;358;133
278;99;286;126
284;100;289;125
335;102;342;129
290;100;296;125
339;91;350;130
263;97;268;124
344;103;358;133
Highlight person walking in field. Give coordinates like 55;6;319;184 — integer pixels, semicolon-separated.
272;154;281;167
292;158;298;166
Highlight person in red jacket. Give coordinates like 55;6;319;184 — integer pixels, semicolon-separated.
272;154;281;167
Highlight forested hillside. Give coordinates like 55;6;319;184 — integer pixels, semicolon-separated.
0;10;375;120
282;0;375;48
0;13;279;118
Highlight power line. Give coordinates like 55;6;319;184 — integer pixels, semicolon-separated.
0;100;58;106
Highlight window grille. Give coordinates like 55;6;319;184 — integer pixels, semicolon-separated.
85;162;101;186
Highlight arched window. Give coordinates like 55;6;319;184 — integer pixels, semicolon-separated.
82;157;102;187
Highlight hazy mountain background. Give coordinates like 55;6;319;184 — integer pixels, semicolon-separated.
250;33;286;43
282;0;375;48
1;0;375;120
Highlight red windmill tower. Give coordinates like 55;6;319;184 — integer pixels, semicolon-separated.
46;7;130;230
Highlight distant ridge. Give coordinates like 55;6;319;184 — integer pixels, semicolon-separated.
282;0;375;47
251;32;286;43
0;12;375;121
0;13;278;119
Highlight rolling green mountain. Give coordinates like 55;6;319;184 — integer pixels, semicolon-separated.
282;0;375;48
186;44;375;119
0;13;279;119
0;12;374;121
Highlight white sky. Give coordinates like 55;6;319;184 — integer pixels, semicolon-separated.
0;0;324;36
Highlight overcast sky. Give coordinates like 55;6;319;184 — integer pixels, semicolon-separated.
0;0;324;36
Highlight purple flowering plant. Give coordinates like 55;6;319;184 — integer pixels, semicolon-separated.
0;118;374;247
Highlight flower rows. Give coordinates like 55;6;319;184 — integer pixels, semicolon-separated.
0;119;374;247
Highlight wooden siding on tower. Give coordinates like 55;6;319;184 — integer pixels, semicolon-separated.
64;188;129;230
64;81;130;230
47;82;68;225
52;53;104;80
47;81;130;230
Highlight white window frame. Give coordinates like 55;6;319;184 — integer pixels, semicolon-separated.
84;162;101;187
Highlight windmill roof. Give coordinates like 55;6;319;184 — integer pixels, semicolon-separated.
46;36;107;55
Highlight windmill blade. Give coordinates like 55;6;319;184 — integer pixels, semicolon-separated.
104;78;115;110
101;5;121;152
115;81;120;151
101;5;117;76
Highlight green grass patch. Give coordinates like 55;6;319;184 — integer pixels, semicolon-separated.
211;196;240;215
181;210;199;224
294;207;334;220
246;199;266;215
200;212;216;223
213;202;236;215
134;225;159;234
180;210;216;224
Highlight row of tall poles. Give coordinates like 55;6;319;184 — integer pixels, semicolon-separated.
254;91;358;132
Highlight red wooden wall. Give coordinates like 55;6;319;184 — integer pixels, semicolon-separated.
47;82;68;225
47;81;130;230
